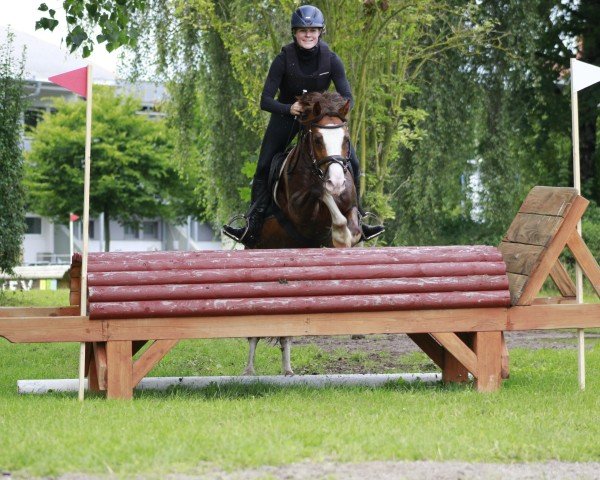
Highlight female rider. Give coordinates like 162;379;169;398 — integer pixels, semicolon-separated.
223;4;384;245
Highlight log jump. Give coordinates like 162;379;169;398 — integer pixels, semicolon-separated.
1;186;599;399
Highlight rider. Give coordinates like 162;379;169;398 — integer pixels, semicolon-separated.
223;4;384;245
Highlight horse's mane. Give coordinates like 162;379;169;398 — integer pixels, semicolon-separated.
298;91;348;123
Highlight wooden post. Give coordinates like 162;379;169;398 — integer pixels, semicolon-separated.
474;331;502;392
78;64;94;401
106;341;133;400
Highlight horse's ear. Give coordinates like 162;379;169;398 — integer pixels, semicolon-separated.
339;99;350;119
312;101;321;118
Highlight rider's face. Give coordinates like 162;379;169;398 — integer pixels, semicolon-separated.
294;28;320;49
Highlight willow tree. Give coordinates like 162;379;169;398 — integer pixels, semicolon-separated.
36;0;492;233
0;29;26;273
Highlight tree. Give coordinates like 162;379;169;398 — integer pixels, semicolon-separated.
25;86;186;251
0;29;27;274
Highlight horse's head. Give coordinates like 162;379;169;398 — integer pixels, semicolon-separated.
299;92;351;197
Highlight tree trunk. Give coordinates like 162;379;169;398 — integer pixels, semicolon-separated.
103;210;111;252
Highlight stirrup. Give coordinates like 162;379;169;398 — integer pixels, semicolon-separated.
360;212;385;241
222;214;249;243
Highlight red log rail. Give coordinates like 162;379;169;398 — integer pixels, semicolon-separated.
82;246;511;320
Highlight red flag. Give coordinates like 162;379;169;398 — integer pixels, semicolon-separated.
49;66;88;98
70;213;80;222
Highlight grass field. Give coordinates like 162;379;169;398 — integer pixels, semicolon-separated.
1;290;600;477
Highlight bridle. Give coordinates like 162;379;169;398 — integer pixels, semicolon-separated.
303;119;350;180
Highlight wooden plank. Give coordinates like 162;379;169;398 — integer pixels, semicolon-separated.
508;304;600;330
93;342;108;390
70;292;81;307
499;242;545;276
442;349;470;383
503;213;563;247
87;354;100;392
474;331;502;392
132;339;178;386
518;186;578;216
102;308;509;341
517;195;589;305
0;306;79;318
549;261;577;297
106;341;133;400
407;333;444;370
431;332;478;377
531;296;577;305
506;273;527;305
567;231;600;297
0;316;102;343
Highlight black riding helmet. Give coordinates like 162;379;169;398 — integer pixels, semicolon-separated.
291;5;325;30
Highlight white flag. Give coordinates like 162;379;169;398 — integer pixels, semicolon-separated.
572;59;600;92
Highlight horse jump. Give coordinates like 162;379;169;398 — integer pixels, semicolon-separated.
1;186;600;399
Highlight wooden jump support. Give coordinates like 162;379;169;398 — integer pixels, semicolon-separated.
1;186;599;399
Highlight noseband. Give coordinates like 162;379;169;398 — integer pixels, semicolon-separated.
305;121;350;180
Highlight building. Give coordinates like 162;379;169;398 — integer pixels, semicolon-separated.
1;29;221;289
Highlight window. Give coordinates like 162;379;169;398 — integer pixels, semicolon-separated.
143;221;160;240
24;108;45;132
124;224;140;239
25;217;42;234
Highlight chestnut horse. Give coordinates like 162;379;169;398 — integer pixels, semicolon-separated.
243;91;362;376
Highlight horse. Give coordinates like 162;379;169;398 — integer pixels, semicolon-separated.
242;91;362;376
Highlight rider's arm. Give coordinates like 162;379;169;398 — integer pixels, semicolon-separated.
331;53;354;109
260;54;294;116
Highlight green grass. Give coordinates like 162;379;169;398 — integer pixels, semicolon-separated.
1;290;600;477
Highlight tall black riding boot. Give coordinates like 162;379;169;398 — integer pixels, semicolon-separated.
222;179;269;246
350;162;385;241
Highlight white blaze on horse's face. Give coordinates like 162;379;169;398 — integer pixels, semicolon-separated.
318;123;346;196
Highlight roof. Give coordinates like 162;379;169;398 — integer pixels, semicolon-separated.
0;27;115;82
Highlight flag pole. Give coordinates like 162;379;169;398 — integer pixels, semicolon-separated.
570;58;585;391
78;64;93;401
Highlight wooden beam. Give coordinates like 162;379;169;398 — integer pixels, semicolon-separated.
517;187;578;216
549;261;577;298
501;333;509;379
431;332;478;377
0;316;102;343
0;306;79;318
101;308;509;341
93;342;107;390
474;331;502;392
531;296;577;305
132;339;178;386
407;333;444;370
106;341;133;400
508;304;600;330
567;230;600;297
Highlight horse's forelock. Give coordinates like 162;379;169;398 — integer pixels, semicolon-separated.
299;92;347;123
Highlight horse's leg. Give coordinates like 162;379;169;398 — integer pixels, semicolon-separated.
280;337;294;376
242;337;260;376
321;192;352;247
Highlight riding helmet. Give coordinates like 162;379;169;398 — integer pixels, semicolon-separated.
291;5;325;30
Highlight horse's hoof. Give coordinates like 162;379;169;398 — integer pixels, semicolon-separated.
284;370;294;377
242;368;256;376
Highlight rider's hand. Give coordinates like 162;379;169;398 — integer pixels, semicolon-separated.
290;102;304;116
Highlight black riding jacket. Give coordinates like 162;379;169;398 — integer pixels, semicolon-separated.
260;40;353;116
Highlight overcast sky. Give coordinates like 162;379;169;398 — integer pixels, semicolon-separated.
1;0;118;73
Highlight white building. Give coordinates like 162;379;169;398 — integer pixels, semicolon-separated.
1;29;221;287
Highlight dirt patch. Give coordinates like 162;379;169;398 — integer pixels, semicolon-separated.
292;331;600;375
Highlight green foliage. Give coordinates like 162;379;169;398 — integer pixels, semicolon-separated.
24;86;188;250
36;0;148;57
0;29;27;274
